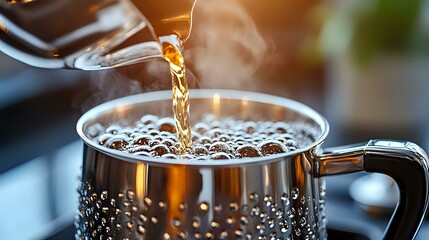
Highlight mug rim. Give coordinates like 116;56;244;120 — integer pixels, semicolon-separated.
76;89;330;167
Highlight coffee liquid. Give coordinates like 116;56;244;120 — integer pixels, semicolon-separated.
162;41;192;153
89;115;317;160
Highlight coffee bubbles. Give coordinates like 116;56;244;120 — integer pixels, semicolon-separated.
89;115;316;160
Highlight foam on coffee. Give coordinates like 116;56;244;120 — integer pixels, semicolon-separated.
88;114;317;160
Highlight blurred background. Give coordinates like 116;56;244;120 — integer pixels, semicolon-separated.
0;0;428;239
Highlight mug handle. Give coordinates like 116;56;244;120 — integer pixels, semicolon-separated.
315;140;429;240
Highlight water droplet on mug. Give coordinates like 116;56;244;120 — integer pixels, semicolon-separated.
298;207;304;216
159;201;167;210
214;204;222;214
251;206;261;216
126;221;134;229
198;202;209;213
162;233;171;240
260;212;268;223
256;224;266;234
100;190;108;200
268;218;275;229
126;190;135;200
249;193;259;202
295;228;302;236
210;220;219;228
96;200;102;209
139;214;147;222
234;229;244;239
172;218;182;228
226;217;235;226
205;232;214;240
138;225;146;234
263;195;273;207
144;197;152;207
179;202;186;212
229;202;239;211
300;217;307;227
279;220;289;233
132;205;138;212
245;233;253;239
115;208;121;216
192;219;200;229
177;231;187;240
291;187;299;200
220;231;228;239
240;216;249;225
194;232;202;239
281;193;290;206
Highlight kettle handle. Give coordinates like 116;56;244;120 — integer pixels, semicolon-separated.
316;140;429;240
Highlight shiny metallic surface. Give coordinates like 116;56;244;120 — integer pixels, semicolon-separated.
77;90;328;239
315;143;365;176
0;0;196;69
78;151;326;239
363;140;429;240
76;89;429;240
317;140;429;240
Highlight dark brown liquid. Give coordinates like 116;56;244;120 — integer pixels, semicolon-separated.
89;115;317;160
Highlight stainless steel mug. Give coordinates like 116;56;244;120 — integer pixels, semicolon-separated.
76;89;429;240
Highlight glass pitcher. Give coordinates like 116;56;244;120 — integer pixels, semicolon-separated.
0;0;196;70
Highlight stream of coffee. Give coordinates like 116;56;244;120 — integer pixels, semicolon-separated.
162;41;192;153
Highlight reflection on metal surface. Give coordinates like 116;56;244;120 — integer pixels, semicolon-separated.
77;90;327;239
135;163;147;200
316;143;365;176
77;154;324;239
349;173;399;216
76;90;429;239
317;139;429;240
212;93;220;116
0;23;7;33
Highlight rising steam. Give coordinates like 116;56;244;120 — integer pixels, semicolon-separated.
74;69;143;112
185;0;267;88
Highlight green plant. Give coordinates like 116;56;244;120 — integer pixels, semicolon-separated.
321;0;428;66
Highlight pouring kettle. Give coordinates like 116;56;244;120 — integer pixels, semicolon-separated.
0;0;196;70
